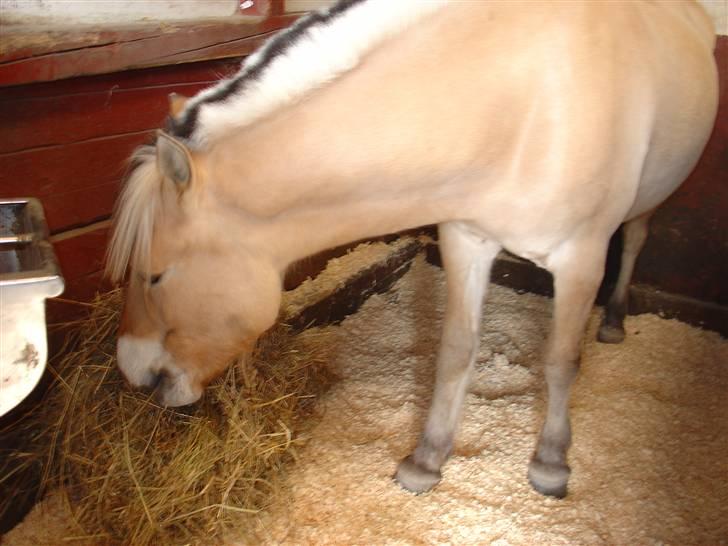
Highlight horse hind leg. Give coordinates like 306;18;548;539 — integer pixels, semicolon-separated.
598;211;652;344
395;222;500;493
528;237;607;498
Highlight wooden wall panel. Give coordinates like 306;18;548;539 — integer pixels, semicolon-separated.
0;132;150;232
0;59;241;100
0;58;242;233
52;227;109;283
0;16;296;86
46;228;111;324
42;182;120;234
1;83;206;154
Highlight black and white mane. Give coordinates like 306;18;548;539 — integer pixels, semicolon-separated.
168;0;447;148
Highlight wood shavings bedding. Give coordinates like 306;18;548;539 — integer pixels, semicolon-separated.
5;255;727;545
252;256;728;545
282;237;417;318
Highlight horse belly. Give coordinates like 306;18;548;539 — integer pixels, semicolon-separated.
627;103;717;221
625;5;719;220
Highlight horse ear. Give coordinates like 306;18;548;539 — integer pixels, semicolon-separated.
156;130;192;190
168;93;188;118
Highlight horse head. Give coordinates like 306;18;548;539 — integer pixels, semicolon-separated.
107;107;282;406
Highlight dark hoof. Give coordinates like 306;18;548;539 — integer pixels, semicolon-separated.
597;323;625;344
395;455;442;494
527;458;570;499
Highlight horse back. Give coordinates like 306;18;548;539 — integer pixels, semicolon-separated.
216;1;717;243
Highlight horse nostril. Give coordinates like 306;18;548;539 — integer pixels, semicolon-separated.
137;370;167;394
150;371;165;392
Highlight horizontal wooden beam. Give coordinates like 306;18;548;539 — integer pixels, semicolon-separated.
0;15;298;87
0;131;151;232
288;239;424;330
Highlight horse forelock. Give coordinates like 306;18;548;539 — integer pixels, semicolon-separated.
106;146;161;283
168;0;447;148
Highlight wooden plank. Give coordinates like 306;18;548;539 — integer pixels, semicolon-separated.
0;132;151;232
288;239;423;330
151;33;273;66
0;82;214;154
44;226;111;321
41;182;119;234
2;27;164;63
52;226;109;283
0;16;298;87
0;58;242;100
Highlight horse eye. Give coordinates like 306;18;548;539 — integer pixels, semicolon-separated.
139;272;164;286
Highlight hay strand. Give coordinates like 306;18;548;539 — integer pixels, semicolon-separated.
0;289;335;545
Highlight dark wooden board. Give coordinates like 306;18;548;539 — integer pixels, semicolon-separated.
0;15;297;87
0;58;242;100
288;239;424;330
0;132;151;232
1;82;212;154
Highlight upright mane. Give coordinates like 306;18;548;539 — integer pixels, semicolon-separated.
169;0;447;148
107;0;447;281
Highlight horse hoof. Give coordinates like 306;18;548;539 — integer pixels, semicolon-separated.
597;323;625;344
395;455;442;494
527;458;570;499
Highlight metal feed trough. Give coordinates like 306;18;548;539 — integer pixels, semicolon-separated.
0;199;64;416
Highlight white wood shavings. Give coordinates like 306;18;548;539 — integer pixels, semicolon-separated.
281;236;417;319
251;256;728;546
6;255;727;546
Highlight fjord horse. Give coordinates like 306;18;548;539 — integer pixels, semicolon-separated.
108;0;718;497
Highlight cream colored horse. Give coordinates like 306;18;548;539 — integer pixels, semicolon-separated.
108;0;718;497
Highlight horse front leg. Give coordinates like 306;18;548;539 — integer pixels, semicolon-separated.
528;238;607;498
598;211;652;343
396;222;500;493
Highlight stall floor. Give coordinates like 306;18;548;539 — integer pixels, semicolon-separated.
6;256;727;545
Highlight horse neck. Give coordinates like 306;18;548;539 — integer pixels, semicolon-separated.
202;5;503;271
204;110;478;271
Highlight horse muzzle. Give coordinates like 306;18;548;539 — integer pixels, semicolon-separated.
116;335;202;407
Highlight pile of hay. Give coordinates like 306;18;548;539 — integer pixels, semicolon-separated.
0;289;335;545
